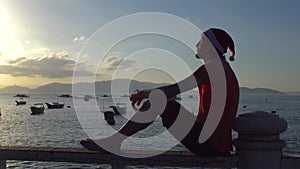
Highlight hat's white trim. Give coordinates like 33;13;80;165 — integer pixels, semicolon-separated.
205;29;225;54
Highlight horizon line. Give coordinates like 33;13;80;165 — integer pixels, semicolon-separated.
0;79;298;93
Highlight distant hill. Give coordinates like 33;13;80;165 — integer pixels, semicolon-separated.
286;91;300;95
74;79;168;95
0;80;289;95
240;87;285;95
30;82;71;94
8;79;167;95
0;85;30;94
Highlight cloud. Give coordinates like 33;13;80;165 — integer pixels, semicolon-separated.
73;36;85;43
101;56;140;71
6;57;27;64
0;49;93;78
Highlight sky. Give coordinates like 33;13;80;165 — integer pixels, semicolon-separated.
0;0;299;92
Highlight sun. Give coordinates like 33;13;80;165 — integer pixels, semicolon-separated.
0;5;24;64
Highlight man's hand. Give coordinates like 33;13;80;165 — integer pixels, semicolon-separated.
130;89;151;109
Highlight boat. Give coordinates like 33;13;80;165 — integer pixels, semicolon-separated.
109;103;126;115
45;102;64;109
103;111;115;125
58;94;72;98
15;100;26;105
101;94;111;98
30;103;45;115
84;95;91;101
174;95;182;100
83;95;98;101
13;94;29;98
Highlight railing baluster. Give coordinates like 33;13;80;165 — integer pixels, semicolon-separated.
0;160;6;169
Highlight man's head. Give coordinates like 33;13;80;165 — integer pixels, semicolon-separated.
195;28;235;61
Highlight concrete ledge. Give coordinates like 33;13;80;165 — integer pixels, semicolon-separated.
0;146;237;168
281;154;300;169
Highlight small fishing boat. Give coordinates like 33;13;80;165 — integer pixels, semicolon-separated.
13;94;30;98
45;102;64;109
174;95;182;100
103;111;115;125
101;94;111;98
58;94;72;98
84;95;91;101
30;103;45;115
83;95;98;101
15;100;26;105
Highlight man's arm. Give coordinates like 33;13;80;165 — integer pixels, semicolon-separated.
156;66;205;98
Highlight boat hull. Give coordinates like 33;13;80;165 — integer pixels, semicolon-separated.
15;101;26;105
30;106;45;115
45;102;64;109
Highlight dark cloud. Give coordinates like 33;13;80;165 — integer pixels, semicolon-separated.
0;52;93;78
6;57;27;64
102;56;139;71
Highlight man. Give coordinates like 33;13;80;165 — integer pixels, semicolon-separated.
81;28;239;156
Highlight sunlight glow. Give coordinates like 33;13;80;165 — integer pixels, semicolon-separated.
0;5;24;64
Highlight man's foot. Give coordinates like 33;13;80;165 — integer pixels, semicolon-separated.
80;138;122;153
80;139;108;152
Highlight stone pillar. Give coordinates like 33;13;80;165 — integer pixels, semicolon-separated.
233;111;287;169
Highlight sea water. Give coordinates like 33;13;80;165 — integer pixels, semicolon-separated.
0;94;299;168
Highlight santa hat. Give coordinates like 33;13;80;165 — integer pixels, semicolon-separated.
204;28;235;61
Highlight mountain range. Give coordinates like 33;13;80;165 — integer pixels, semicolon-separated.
0;79;290;95
0;79;168;95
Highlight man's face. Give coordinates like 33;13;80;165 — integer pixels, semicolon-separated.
195;33;214;60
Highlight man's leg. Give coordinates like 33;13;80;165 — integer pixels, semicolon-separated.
114;100;154;136
161;101;223;156
180;122;223;156
160;100;197;144
81;101;154;151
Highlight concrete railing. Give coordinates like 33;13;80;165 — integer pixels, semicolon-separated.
0;111;299;169
0;146;237;169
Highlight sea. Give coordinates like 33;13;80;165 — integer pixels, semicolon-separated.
0;93;299;169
